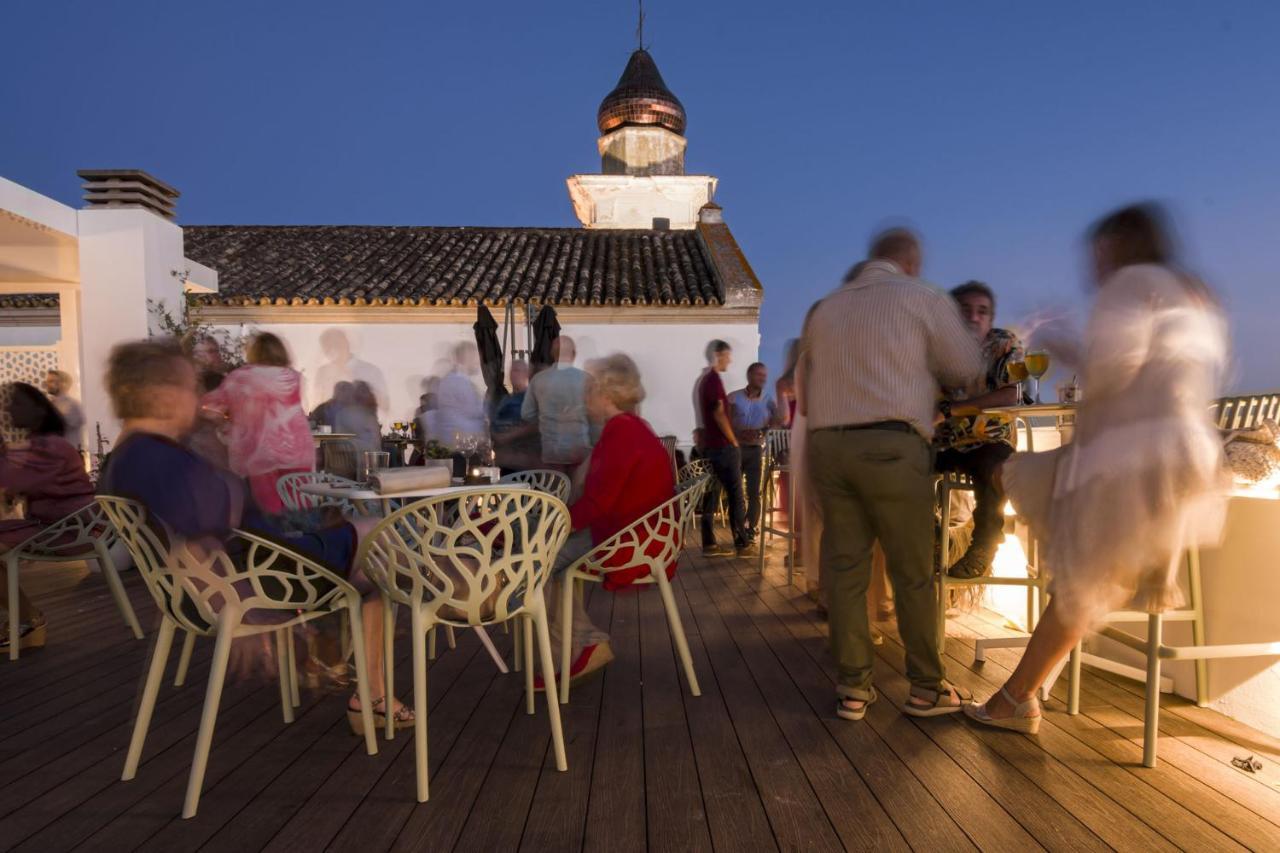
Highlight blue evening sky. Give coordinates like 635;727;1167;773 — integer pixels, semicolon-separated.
3;1;1277;390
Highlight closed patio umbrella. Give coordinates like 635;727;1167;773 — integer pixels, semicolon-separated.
530;304;561;374
473;304;506;405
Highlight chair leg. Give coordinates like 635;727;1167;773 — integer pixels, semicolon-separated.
446;625;457;650
655;571;701;697
513;615;523;672
559;573;575;705
347;600;378;756
524;614;535;715
1142;613;1163;768
1187;549;1209;707
383;599;396;741
174;631;196;687
340;609;352;664
411;607;430;803
123;618;177;780
531;594;568;771
183;614;236;819
288;629;301;708
936;578;948;656
427;626;437;661
7;552;20;661
1068;641;1083;715
275;629;295;724
97;544;144;640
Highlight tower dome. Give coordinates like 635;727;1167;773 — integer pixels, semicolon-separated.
596;49;686;136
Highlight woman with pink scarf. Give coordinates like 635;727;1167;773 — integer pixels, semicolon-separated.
202;333;314;514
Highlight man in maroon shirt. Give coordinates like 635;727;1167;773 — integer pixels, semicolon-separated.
696;340;752;556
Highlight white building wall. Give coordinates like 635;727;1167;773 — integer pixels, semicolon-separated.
215;320;760;447
0;325;61;346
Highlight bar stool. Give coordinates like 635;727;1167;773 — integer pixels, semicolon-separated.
757;429;796;581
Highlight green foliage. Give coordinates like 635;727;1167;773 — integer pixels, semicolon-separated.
148;295;245;368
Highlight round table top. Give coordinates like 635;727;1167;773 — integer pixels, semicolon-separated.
298;481;530;502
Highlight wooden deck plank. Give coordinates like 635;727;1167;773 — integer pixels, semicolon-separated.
580;590;646;853
517;588;614;853
636;581;713;851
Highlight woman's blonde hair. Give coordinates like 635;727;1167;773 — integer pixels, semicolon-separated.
589;353;646;412
247;332;291;367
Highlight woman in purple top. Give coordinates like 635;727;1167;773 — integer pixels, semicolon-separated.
0;383;96;652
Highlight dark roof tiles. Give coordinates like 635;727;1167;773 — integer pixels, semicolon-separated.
182;225;723;307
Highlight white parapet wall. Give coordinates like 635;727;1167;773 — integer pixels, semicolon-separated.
211;319;760;446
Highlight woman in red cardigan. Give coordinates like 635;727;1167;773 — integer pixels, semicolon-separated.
540;353;676;687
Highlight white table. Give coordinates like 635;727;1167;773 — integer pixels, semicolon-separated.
300;481;530;674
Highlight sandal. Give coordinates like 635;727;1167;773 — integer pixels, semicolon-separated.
1;617;47;652
903;681;972;717
534;642;615;691
836;687;878;721
963;687;1041;734
348;696;415;735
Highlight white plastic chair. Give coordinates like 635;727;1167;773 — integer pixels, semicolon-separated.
499;469;571;503
558;480;708;704
276;470;363;513
6;502;145;660
358;487;571;803
97;496;378;819
756;429;795;578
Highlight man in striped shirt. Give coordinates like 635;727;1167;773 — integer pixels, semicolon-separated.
799;228;985;721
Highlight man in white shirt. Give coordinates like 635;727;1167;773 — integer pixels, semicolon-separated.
44;370;85;448
801;228;984;722
521;336;591;473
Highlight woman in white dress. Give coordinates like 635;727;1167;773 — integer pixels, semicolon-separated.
966;204;1229;733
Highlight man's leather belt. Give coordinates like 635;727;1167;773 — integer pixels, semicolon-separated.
737;428;764;445
818;420;915;434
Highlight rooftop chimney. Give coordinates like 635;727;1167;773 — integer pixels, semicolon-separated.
77;169;179;220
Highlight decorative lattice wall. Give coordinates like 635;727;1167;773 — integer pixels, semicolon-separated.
0;347;60;443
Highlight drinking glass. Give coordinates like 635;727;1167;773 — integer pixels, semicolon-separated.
1025;351;1050;403
1007;359;1029;405
361;451;391;484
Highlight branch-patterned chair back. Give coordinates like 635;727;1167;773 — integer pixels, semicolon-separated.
572;485;699;588
499;469;571;503
277;470;361;512
1212;393;1280;431
765;428;791;465
659;435;679;474
358;487;570;627
677;458;712;483
97;496;352;636
14;502;118;558
322;439;359;480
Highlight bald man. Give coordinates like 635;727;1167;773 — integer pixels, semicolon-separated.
522;336;592;471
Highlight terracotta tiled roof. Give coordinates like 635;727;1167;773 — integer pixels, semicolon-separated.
182;225;724;308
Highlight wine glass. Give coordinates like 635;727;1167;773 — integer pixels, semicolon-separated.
1007;358;1029;405
1025;351;1050;404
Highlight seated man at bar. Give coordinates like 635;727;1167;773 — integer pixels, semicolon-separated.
728;361;778;541
934;281;1025;578
98;339;411;731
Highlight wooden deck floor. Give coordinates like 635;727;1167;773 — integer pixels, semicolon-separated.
4;546;1280;852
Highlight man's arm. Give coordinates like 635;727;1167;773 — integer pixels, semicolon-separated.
927;293;985;391
713;399;738;448
520;381;539;422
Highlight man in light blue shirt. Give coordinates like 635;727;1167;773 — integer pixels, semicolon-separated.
521;336;592;472
727;361;777;539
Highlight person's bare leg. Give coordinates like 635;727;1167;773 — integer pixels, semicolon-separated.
983;598;1085;717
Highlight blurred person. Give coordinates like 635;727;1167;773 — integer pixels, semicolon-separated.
202;332;314;514
187;369;231;470
933;281;1026;579
314;329;388;415
0;383;95;652
522;336;591;473
428;342;487;449
190;335;227;376
696;340;752;557
98;340;412;729
538;354;675;688
312;380;354;431
801;228;984;721
335;380;381;456
491;359;540;472
966;204;1228;733
728;362;777;539
43;370;85;447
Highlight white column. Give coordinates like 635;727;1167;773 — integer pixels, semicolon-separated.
76;208;186;448
56;283;85;448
